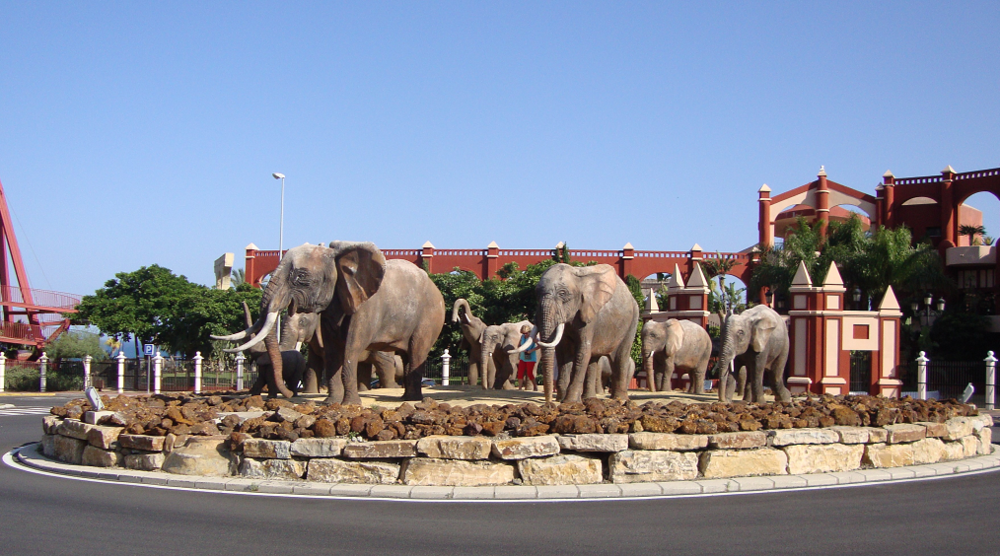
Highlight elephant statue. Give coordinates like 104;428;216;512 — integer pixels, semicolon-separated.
214;242;445;403
451;298;494;387
641;318;713;394
524;263;639;403
711;304;790;403
478;320;532;390
357;351;404;390
234;302;315;397
586;355;633;395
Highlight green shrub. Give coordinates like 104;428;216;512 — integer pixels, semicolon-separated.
4;366;83;391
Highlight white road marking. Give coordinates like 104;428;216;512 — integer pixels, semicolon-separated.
0;407;53;417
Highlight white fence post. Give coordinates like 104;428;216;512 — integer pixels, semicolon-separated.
83;354;92;389
193;352;203;394
153;352;163;394
116;351;126;393
39;352;48;392
0;352;5;393
916;351;929;401
441;349;450;386
235;352;245;391
985;351;997;411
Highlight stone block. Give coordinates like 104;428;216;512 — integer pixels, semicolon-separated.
216;411;269;423
491;436;560;460
57;419;96;441
118;434;166;452
863;443;914;468
911;438;948;465
86;425;123;450
242;439;292;459
42;415;61;435
706;431;767;450
402;458;515;486
239;458;306;480
941;441;965;461
290;438;347;458
942;417;975;441
416;436;492;460
609;450;700;483
769;428;839;446
83;410;116;425
976;427;992;455
828;427;870;444
275;406;303;423
866;428;888;443
81;445;122;468
341;440;418;460
53;435;86;464
917;422;948;438
40;434;56;457
308;459;401;484
124;452;165;471
959;436;979;458
557;434;628;453
783;444;863;474
630;432;709;451
976;413;994;427
161;436;237;477
699;448;788;479
518;454;603;486
884;424;926;444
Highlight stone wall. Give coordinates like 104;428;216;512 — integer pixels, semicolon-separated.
39;413;994;487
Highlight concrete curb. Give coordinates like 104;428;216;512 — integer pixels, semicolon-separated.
9;443;1000;502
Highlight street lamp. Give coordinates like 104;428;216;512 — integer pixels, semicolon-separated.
272;172;285;344
911;294;945;329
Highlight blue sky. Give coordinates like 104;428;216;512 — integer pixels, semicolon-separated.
1;2;998;298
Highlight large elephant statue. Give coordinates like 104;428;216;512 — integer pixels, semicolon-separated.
478;320;531;390
214;242;445;403
642;318;713;394
525;263;639;403
711;304;790;403
451;298;494;387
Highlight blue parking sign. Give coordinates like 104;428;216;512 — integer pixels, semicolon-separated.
144;344;154;356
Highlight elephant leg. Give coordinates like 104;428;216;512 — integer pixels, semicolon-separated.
608;353;632;401
584;359;599;399
555;344;573;400
357;360;373;391
737;365;748;400
302;342;323;394
564;342;594;403
770;351;792;402
748;356;765;402
248;366;267;396
323;345;346;405
468;347;481;387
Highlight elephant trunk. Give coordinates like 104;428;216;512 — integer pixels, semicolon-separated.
643;350;656;392
714;330;737;402
541;346;556;403
259;258;294;399
451;298;472;324
480;338;496;389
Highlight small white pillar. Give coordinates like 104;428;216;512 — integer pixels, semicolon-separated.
916;351;929;401
441;348;451;386
153;351;163;394
235;352;245;391
0;352;5;393
985;351;997;410
83;354;92;389
39;352;48;392
193;351;203;394
116;351;126;394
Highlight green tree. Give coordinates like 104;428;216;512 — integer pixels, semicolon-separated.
45;329;108;362
959;224;987;246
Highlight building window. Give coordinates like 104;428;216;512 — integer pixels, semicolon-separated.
925;226;942;238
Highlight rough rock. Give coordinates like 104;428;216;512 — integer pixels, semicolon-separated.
86;425;123;450
242;439;292;459
884;424;926;444
518;454;603;485
916;422;948;438
609;450;700;483
53;435;86;464
416;436;492;460
124;452;165;471
783;444;863;474
275;406;303;423
40;434;56;458
943;417;975;441
699;448;789;478
911;438;948;464
118;434;166;452
769;428;839;446
557;434;628;453
402;458;516;486
42;415;62;435
491;436;560;460
83;410;116;425
307;458;401;484
863;443;914;468
239;458;306;480
630;432;708;451
341;440;418;459
161;436;237;477
976;413;994;428
706;431;767;450
57;419;97;441
828;426;870;444
866;427;888;443
960;435;979;458
81;445;122;467
942;441;966;461
976;427;992;455
290;438;347;458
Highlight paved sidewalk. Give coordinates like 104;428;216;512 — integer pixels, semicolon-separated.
9;443;1000;502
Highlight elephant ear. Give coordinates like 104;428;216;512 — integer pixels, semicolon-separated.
751;314;777;353
665;319;684;355
331;242;387;315
577;265;617;323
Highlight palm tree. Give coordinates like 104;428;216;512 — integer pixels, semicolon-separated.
959;224;987;246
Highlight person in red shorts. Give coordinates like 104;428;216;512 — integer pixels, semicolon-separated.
517;324;538;391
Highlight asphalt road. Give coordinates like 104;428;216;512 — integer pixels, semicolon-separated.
2;393;999;556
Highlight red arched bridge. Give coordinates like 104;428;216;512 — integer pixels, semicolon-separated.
0;286;80;346
245;242;757;290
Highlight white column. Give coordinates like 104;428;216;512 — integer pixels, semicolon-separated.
116;351;126;394
985;351;997;410
153;352;163;394
39;352;48;392
0;353;5;393
193;351;203;394
235;352;245;391
916;351;929;401
441;348;451;386
83;354;92;389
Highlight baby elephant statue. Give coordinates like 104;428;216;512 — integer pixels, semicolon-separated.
236;302;311;398
642;319;713;394
712;304;790;403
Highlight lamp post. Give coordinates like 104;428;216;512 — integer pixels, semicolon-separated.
853;287;862;310
272;172;285;344
911;293;945;329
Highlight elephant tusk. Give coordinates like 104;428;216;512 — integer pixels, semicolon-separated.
295;341;302;351
314;323;324;349
224;312;278;353
212;330;249;341
537;323;564;348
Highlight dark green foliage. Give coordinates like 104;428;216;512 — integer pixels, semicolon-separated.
625;275;645;367
46;329;108;362
929;311;990;361
4;365;82;392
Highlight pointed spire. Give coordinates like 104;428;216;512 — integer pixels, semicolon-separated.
667;264;685;289
883;170;894;178
942;165;956;174
245;243;258;250
817;165;827;177
687;262;709;289
487;241;499;249
623;242;634;250
556;241;565;249
691;243;702;251
791;261;813;286
422;241;435;248
759;184;771;192
879;286;900;311
822;262;843;287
